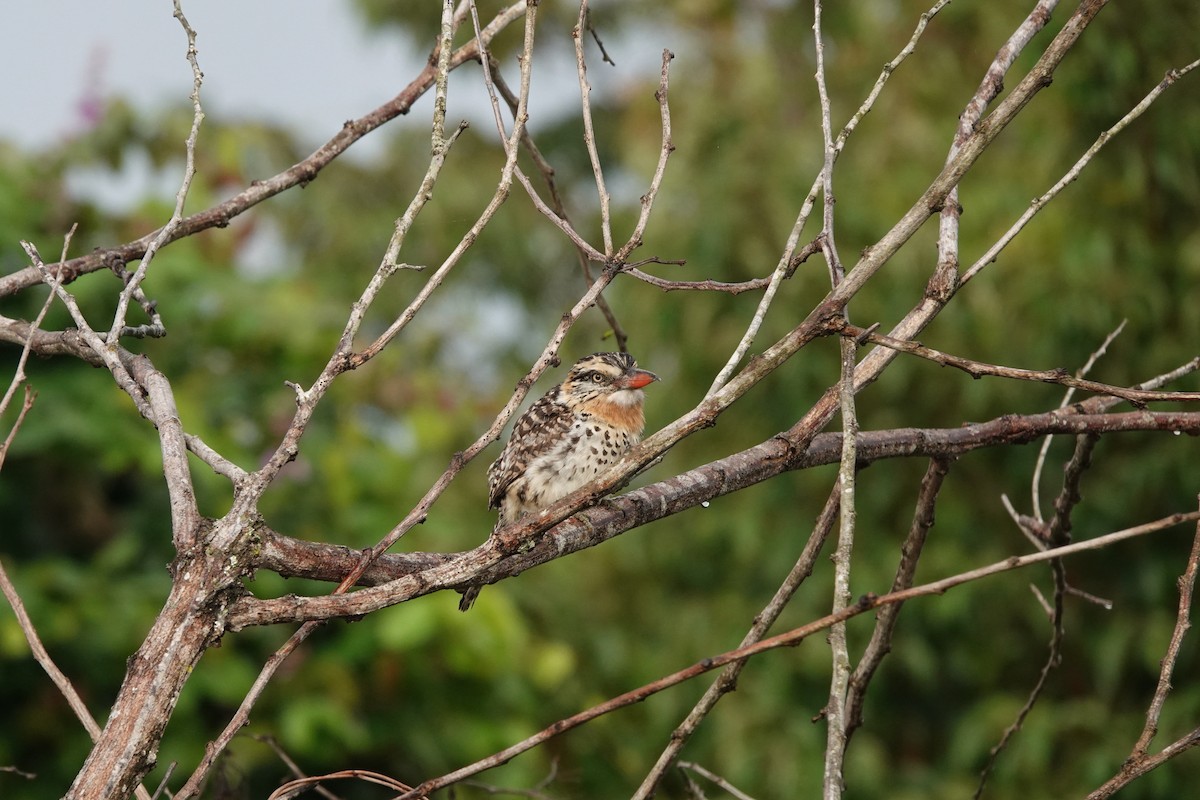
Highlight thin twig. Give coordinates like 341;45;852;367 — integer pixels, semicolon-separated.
573;0;613;255
583;6;615;66
1001;493;1049;551
0;386;35;471
962;58;1200;285
838;323;1197;408
0;225;72;427
1086;514;1200;799
491;62;628;349
624;269;772;295
1032;321;1126;522
1133;516;1200;756
677;762;759;800
108;0;205;344
974;554;1067;798
149;762;177;800
617;49;675;262
253;735;343;800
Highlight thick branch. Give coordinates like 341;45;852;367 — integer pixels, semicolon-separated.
231;409;1200;627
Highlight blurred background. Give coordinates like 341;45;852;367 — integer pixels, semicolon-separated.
2;1;1199;797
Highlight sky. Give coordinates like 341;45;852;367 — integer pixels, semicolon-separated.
0;1;669;158
2;1;430;153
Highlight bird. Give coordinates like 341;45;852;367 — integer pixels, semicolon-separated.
459;352;659;611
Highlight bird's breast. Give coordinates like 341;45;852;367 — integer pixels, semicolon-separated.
576;394;646;434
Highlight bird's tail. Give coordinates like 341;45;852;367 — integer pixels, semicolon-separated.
458;584;482;612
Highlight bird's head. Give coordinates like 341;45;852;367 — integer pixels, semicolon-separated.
560;352;659;411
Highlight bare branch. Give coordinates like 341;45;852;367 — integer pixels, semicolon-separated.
840;323;1198;407
677;762;759;800
815;1;856;787
106;0;204;343
490;59;627;347
573;0;614;256
1133;518;1200;755
1033;321;1126;521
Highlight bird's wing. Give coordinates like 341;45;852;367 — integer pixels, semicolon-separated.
487;387;574;510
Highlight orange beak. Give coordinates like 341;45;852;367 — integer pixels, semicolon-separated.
618;368;659;390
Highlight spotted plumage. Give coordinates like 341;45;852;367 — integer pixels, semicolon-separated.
459;352;658;610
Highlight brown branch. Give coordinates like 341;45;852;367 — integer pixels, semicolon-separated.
268;769;426;800
937;0;1060;295
842;324;1199;407
1049;433;1099;544
230;408;1200;628
625;264;792;296
1087;514;1200;798
393;509;1200;800
974;550;1067;799
845;456;954;741
979;422;1101;796
1133;517;1200;757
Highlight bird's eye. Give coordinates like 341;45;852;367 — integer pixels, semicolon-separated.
590;372;606;383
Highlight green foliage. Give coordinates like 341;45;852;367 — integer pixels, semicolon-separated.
3;2;1200;798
